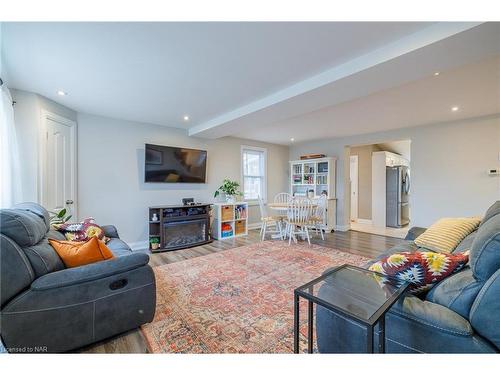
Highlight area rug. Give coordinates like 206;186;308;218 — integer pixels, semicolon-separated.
141;241;369;353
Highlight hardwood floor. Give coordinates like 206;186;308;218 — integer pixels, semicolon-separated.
79;229;404;353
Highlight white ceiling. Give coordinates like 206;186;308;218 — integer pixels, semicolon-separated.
2;22;435;126
236;55;500;144
2;22;499;144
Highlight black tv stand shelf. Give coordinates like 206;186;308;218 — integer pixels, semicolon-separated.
148;204;212;253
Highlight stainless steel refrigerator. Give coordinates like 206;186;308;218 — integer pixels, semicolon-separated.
386;166;410;228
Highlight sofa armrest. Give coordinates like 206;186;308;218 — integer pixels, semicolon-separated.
390;295;473;336
101;225;120;239
405;226;427;241
31;253;150;291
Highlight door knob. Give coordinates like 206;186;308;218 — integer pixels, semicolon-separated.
66;200;74;205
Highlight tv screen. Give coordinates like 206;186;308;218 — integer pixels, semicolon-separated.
144;144;207;183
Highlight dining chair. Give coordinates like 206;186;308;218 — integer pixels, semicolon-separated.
308;195;327;240
258;196;282;241
274;192;292;205
272;192;292;236
285;198;313;245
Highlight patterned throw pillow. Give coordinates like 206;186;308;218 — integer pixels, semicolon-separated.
54;217;106;242
369;251;469;294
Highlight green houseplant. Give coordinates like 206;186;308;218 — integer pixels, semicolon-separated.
149;237;160;250
214;179;243;203
49;208;72;227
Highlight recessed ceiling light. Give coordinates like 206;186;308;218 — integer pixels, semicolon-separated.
451;106;459;112
290;138;295;142
183;115;190;121
434;72;440;76
57;90;67;96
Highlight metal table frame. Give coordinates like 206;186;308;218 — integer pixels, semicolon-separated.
293;264;409;353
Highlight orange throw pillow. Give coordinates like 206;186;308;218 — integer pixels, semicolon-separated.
49;236;114;268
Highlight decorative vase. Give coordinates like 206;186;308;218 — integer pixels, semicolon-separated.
226;195;236;203
151;213;158;222
151;243;160;250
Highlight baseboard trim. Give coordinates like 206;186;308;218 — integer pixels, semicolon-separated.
129;241;149;251
355;219;373;225
247;222;262;230
335;225;350;232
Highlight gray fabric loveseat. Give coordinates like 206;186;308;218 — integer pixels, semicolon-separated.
0;203;156;353
316;201;500;353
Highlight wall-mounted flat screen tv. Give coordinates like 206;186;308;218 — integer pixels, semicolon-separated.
144;143;207;183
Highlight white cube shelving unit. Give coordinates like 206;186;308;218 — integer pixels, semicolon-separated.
212;202;249;240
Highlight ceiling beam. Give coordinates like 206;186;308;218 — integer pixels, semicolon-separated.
188;22;482;138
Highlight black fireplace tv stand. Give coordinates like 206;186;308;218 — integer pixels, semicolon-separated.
148;204;212;252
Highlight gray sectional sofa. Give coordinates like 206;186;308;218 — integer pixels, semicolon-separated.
0;203;156;353
316;201;500;353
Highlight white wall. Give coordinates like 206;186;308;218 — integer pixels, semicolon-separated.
349;144;380;220
77;113;289;248
11;89;77;202
290;115;500;228
0;22;4;79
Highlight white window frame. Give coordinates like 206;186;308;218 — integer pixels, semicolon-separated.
241;145;267;203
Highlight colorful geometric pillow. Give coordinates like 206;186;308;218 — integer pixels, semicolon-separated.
369;251;469;294
54;217;106;242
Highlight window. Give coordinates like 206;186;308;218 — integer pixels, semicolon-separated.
241;146;267;201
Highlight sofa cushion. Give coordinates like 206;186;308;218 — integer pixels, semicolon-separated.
369;251;469;294
453;231;477;254
414;217;481;254
470;212;500;281
0;234;35;307
106;238;133;257
426;267;484;319
0;209;48;247
480;200;500;227
469;268;500;349
13;202;51;229
23;237;66;278
47;229;66;240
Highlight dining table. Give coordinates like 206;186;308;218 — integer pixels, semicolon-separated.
267;202;318;240
268;202;318;211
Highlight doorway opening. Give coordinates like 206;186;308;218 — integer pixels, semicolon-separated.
348;140;411;238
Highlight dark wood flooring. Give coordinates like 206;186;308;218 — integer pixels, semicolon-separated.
79;229;404;353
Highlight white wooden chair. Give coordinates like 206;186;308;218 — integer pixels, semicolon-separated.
274;192;292;205
273;192;292;220
271;192;292;237
308;195;327;240
258;196;282;241
285;198;313;245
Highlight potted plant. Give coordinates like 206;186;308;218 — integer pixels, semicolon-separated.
49;208;72;228
150;237;160;250
214;179;243;203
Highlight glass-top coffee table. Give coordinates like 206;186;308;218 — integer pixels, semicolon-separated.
294;264;409;353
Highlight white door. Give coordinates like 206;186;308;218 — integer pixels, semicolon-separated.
350;155;358;222
41;111;77;219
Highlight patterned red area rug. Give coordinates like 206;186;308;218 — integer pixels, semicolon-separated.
141;241;369;353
